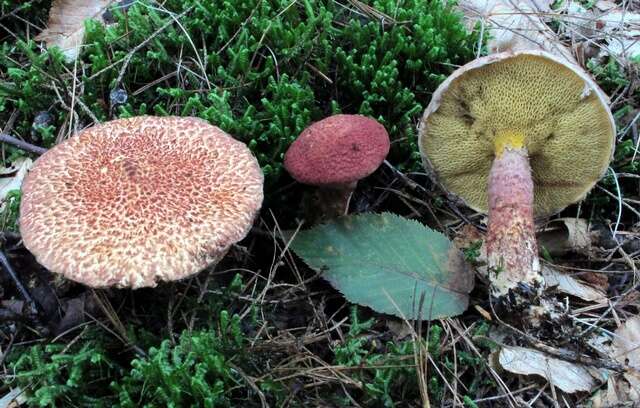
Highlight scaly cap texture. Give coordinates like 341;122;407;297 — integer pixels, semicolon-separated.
418;50;615;216
20;116;264;289
284;114;390;186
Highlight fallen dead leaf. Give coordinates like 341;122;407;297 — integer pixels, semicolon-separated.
385;318;414;340
591;371;640;406
591;375;624;408
0;387;26;408
560;0;640;62
606;35;640;62
458;0;577;62
541;265;607;302
55;296;86;335
613;316;640;370
538;218;592;256
454;224;484;249
597;9;640;34
624;371;640;400
561;2;599;38
594;0;618;12
592;316;640;404
498;345;596;393
35;0;116;62
579;271;609;291
0;158;31;203
1;300;24;315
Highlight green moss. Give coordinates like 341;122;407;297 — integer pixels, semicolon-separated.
0;2;487;406
0;189;21;231
7;332;122;407
114;311;249;407
0;0;479;185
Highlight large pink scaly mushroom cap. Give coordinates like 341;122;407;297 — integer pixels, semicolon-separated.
20;116;264;289
284;114;390;186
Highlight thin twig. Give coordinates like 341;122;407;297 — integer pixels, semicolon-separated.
597;184;640;219
382;160;483;230
114;7;193;88
0;134;47;155
0;250;38;315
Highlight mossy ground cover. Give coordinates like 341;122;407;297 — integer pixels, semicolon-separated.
0;0;639;407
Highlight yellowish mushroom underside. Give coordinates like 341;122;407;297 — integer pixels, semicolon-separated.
419;52;615;216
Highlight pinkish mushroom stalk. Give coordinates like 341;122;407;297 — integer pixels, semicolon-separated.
485;142;542;296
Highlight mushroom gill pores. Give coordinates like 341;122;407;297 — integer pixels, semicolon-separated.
418;51;615;296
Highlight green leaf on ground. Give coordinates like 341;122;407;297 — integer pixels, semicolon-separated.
290;213;473;320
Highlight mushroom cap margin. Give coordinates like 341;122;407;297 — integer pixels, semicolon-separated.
19;116;264;289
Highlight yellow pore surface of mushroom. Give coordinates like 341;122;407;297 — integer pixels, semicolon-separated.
20;116;264;289
419;53;615;216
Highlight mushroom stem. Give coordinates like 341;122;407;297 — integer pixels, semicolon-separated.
313;182;357;220
486;146;542;296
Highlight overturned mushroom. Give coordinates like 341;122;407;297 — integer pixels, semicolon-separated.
20;116;263;289
419;50;615;297
284;114;390;220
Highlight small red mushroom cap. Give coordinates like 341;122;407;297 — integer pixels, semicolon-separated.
284;114;390;186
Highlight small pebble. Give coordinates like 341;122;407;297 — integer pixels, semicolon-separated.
110;88;128;107
31;111;54;141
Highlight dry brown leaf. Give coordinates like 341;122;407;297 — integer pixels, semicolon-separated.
0;387;26;408
591;376;623;408
454;224;484;248
538;218;592;256
594;0;618;12
592;316;640;404
458;0;577;62
613;316;640;370
561;0;640;62
624;371;640;400
562;2;599;38
385;318;414;340
591;372;640;406
0;158;31;203
579;271;609;291
598;10;640;34
541;265;607;302
498;345;596;393
35;0;116;62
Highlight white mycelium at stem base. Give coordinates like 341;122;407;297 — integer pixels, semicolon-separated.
486;133;541;296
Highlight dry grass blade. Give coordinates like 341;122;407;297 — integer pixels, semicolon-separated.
90;290;145;357
345;0;398;25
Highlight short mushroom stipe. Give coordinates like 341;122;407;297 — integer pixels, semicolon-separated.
419;50;615;296
284;114;390;219
20;116;264;289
